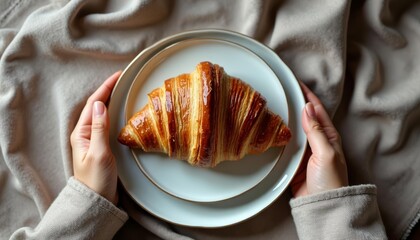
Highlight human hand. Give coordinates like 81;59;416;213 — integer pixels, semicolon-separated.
291;82;348;198
70;71;121;205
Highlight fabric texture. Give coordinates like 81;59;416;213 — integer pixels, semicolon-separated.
9;177;128;240
1;0;420;239
290;185;387;240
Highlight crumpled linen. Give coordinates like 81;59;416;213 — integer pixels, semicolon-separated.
0;0;419;239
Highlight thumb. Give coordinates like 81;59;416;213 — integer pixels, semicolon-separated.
90;101;110;152
302;102;332;157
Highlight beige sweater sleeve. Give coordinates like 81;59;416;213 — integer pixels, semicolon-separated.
290;185;387;240
10;177;128;240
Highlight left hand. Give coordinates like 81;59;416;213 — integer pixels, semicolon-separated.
70;71;121;205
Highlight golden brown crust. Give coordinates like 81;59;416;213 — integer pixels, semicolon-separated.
195;62;213;166
118;61;292;167
175;73;190;159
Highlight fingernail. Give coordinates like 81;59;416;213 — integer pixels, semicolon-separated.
305;102;316;120
94;101;104;116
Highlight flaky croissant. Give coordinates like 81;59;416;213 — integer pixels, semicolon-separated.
118;61;291;167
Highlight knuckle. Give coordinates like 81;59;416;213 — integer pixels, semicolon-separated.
87;95;96;106
311;122;324;132
335;133;342;144
327;126;342;143
70;131;75;143
91;120;105;133
70;130;78;146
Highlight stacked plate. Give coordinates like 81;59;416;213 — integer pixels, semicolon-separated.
109;29;306;228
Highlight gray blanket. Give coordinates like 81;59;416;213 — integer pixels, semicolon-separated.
1;0;419;239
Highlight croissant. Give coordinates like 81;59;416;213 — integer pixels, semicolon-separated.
118;61;291;167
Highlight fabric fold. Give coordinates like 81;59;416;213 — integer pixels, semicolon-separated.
1;0;420;239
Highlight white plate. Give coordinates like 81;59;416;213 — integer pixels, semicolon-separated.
109;29;307;227
124;38;288;203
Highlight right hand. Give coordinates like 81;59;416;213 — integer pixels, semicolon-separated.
291;82;349;198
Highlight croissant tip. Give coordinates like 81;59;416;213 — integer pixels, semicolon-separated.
118;127;139;148
277;126;292;146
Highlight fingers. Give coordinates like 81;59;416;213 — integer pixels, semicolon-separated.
90;71;122;104
299;81;333;126
299;81;340;144
299;81;322;106
88;101;110;159
75;71;122;130
302;102;334;158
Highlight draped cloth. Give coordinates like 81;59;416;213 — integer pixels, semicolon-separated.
1;0;419;239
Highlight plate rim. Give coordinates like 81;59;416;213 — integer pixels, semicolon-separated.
109;28;307;228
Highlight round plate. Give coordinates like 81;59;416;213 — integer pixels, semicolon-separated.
124;38;288;203
109;29;307;228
